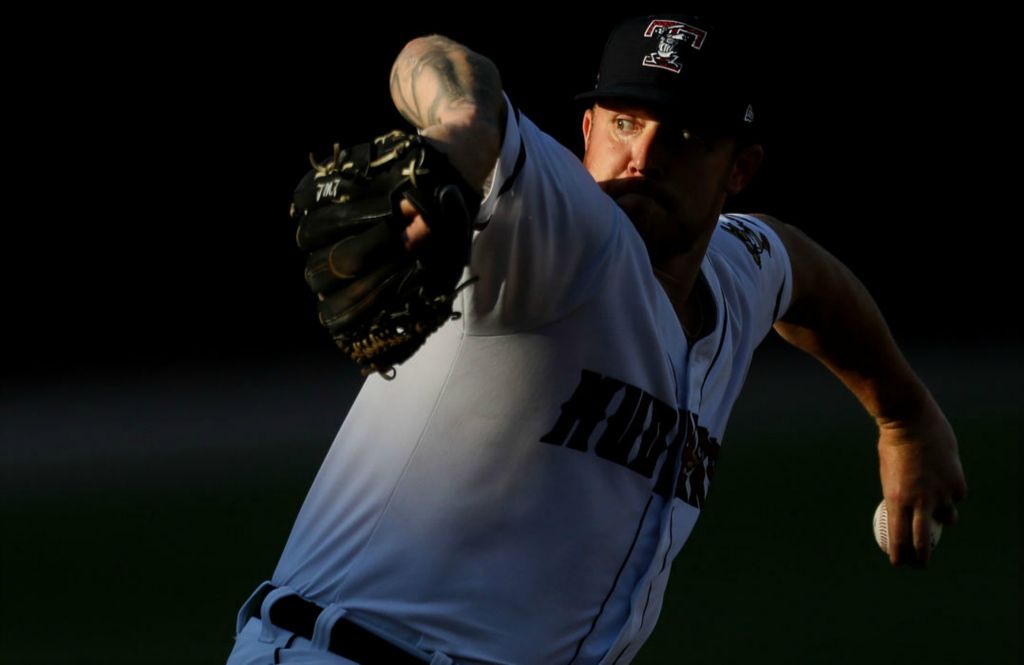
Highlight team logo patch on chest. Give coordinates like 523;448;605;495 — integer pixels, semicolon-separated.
540;369;720;508
722;218;772;268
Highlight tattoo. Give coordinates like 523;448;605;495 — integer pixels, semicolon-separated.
390;35;502;131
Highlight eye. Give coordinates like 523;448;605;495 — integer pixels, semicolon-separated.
614;117;638;134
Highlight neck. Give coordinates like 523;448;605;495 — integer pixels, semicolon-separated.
652;227;715;340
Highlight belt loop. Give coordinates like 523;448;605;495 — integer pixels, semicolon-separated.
259;586;297;643
311;604;349;651
235;580;274;636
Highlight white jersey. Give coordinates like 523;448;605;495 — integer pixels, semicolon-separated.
272;94;793;664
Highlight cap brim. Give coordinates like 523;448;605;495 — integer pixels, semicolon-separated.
575;84;683;107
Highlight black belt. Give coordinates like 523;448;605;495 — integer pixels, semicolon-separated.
264;588;431;664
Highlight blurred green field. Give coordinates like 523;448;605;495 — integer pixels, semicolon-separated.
636;414;1020;663
2;343;1019;664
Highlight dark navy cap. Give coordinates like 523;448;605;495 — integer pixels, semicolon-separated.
576;14;757;139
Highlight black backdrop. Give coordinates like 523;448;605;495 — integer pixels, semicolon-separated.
6;9;1009;382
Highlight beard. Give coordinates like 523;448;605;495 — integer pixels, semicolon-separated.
600;179;700;262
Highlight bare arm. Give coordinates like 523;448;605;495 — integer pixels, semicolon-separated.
754;213;967;566
389;35;506;192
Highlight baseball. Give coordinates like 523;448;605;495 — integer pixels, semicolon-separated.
872;500;942;555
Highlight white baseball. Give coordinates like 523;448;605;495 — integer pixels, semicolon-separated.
873;500;942;555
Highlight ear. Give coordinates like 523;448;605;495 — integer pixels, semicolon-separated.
726;143;764;195
582;108;594;152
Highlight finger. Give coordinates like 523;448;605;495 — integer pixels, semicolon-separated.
912;508;934;566
399;198;419;218
403;218;431;251
399;199;431;251
886;499;914;566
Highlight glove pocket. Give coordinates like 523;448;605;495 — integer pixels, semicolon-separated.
295;197;398;251
304;222;408;292
316;259;417;334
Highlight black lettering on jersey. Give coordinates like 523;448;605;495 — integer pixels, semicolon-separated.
628;398;680;479
722;218;771;269
653;411;692;498
594;385;650;465
541;369;679;482
540;369;624;452
673;422;720;509
541;369;720;508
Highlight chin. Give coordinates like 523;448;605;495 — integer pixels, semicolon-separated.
615;194;662;224
623;212;668;258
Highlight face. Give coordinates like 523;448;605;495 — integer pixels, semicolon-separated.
582;101;761;262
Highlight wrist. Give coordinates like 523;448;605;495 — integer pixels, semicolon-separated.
873;373;933;432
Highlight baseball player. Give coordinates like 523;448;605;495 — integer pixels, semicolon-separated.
228;14;966;664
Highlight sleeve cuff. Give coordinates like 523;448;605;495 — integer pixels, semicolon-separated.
475;92;521;226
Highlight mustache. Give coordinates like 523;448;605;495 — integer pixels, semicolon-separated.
597;178;676;209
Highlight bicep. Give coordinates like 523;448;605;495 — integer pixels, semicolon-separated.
751;213;835;326
751;213;864;351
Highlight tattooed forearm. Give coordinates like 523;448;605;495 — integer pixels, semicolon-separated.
387;35;505;190
390;35;503;131
390;38;464;127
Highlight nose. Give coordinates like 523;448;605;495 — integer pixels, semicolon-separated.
627;128;666;179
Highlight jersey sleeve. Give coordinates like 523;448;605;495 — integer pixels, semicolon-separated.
707;213;794;345
462;93;626;335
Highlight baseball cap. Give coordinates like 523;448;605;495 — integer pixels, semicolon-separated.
576;14;757;140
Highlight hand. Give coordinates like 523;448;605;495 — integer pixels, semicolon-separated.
877;393;967;566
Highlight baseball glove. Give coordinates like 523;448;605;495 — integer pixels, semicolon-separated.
291;131;480;378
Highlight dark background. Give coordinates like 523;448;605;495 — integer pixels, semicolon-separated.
2;9;1019;664
4;8;1013;383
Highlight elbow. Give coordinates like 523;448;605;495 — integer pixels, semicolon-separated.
391;35;503;128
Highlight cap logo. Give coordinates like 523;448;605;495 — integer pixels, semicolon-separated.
641;20;707;74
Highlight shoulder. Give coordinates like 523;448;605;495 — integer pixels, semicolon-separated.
709;213;786;271
706;213;796;326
